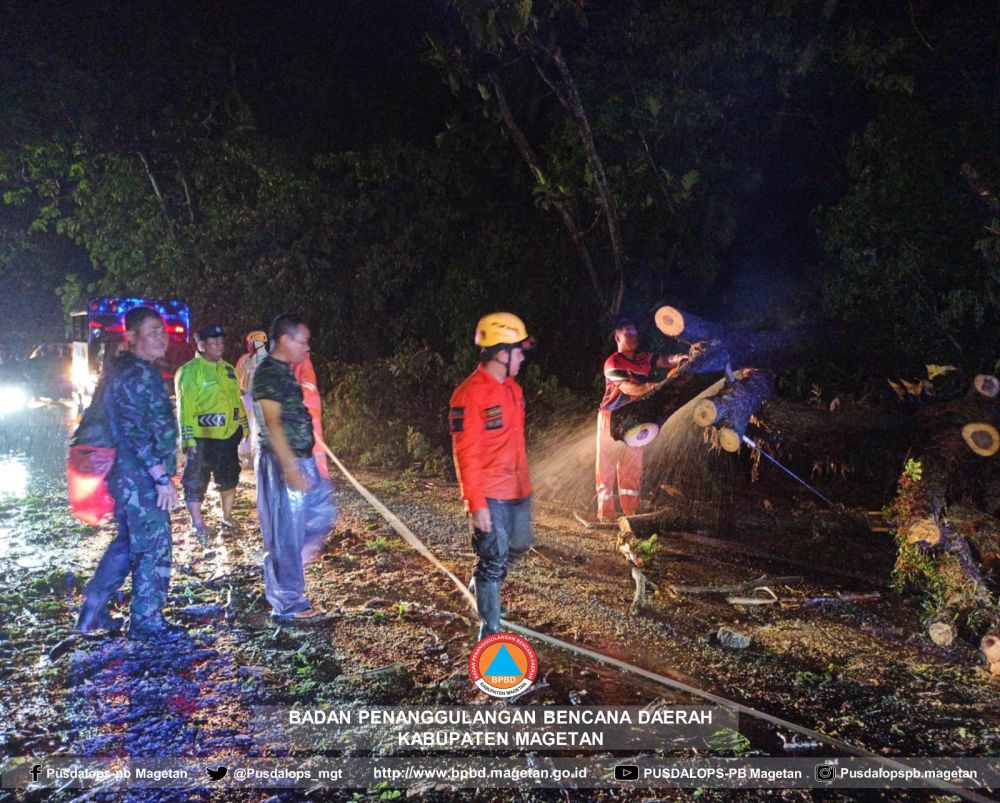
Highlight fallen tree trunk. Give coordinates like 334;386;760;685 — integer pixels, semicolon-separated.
620;500;867;541
616;516;882;584
653;305;830;372
890;407;1000;656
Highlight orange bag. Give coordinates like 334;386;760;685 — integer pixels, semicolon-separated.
67;444;116;525
67;375;117;525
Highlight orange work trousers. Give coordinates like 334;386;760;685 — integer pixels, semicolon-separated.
595;410;643;520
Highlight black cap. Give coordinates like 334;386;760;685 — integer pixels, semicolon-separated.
195;324;225;340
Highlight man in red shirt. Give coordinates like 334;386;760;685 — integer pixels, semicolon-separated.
596;318;682;521
449;312;535;640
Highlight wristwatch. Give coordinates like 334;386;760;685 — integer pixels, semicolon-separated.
155;474;172;487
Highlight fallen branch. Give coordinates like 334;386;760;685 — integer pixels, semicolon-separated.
670;574;802;595
397;601;471;626
726;587;778;606
779;592;881;608
617;540;657;614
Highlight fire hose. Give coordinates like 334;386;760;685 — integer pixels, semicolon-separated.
319;440;994;803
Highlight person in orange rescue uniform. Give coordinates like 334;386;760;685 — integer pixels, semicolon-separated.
596;318;685;521
449;312;535;640
293;353;330;479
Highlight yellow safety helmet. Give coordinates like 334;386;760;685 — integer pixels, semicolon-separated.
246;330;268;348
474;312;536;350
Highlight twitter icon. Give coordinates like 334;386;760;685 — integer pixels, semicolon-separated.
207;767;228;781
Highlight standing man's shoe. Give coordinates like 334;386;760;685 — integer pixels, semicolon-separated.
127;618;187;641
77;599;124;635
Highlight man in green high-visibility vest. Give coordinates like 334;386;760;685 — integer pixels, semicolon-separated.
175;324;248;540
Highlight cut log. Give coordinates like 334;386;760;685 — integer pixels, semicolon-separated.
905;517;943;547
623;421;660;448
652;305;831;372
928;621;958;647
974;374;999;398
692;368;774;453
718;427;742;453
693;399;718;427
692;369;774;429
654;305;719;341
962;423;999;457
981;633;1000;663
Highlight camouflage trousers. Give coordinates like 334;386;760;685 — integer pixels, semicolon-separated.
81;481;173;628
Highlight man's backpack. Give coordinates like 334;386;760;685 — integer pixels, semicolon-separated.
67;375;117;525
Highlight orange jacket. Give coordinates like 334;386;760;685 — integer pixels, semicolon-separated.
449;364;531;512
293;354;330;479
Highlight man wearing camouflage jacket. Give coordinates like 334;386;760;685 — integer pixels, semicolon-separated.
76;306;185;641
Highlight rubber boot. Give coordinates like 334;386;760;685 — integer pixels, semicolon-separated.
76;597;123;636
475;580;502;642
127;614;187;642
469;576;508;618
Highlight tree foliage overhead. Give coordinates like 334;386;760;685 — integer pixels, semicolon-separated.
817;0;1000;366
0;0;998;388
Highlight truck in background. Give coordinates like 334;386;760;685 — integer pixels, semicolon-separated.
71;297;194;408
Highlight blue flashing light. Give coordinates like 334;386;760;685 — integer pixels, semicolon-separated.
86;297;191;338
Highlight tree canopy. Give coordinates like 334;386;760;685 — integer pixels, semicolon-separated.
1;0;998;384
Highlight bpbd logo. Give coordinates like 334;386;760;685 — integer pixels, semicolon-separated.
469;633;537;697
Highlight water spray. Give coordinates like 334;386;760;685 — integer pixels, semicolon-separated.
741;434;838;509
